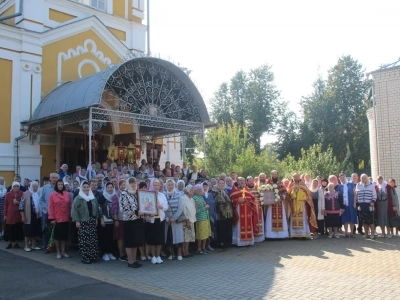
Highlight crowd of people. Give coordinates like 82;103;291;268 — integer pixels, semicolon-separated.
0;160;398;269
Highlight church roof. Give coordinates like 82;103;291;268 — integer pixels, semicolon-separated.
371;57;400;74
29;57;211;128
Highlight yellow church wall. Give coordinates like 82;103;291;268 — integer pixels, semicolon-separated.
0;4;15;25
113;0;126;18
49;8;76;23
41;30;122;96
119;124;133;134
40;145;56;178
1;171;15;185
107;26;126;41
128;15;143;24
0;59;12;143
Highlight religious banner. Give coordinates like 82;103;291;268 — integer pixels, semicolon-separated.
107;143;117;161
127;143;136;164
134;145;141;160
117;145;127;164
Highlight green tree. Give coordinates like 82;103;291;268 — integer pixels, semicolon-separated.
300;56;371;172
280;144;351;179
182;136;196;166
273;109;303;159
210;82;232;126
210;64;281;154
202;122;249;176
233;147;282;178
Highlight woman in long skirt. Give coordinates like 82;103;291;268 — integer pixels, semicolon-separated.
20;181;42;251
71;181;99;264
98;182;117;261
310;179;325;238
324;183;344;238
388;178;400;236
146;179;168;265
4;182;24;249
194;184;211;254
49;180;71;259
182;185;196;257
211;179;233;247
119;177;145;268
164;179;184;260
375;176;395;237
0;177;7;239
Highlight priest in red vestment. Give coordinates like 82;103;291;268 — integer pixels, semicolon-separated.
264;170;290;239
230;177;257;246
246;176;265;243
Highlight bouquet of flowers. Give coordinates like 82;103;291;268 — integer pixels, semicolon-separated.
257;184;280;205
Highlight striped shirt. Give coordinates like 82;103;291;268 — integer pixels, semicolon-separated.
356;183;376;204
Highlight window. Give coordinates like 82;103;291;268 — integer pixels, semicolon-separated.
90;0;106;11
69;0;106;12
133;0;144;11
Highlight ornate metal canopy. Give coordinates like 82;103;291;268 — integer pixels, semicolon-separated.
25;57;212;138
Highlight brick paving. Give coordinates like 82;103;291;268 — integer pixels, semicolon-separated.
2;233;400;300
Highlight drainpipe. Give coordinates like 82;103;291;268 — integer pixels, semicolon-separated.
14;133;27;175
0;0;23;22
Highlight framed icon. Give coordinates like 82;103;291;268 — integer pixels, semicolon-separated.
138;191;158;215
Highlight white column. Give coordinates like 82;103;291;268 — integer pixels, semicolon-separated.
367;108;378;179
106;0;113;14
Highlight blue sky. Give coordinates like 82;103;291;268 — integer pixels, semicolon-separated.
149;0;400;142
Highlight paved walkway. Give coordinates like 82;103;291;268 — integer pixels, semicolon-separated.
2;233;400;300
0;250;164;300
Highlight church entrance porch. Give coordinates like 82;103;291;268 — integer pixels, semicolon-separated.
23;57;213;178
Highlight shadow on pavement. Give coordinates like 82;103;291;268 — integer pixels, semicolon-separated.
0;250;165;300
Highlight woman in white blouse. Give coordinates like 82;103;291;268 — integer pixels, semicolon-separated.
145;179;168;264
182;185;196;257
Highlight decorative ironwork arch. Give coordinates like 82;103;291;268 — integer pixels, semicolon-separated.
24;56;212;170
102;58;208;134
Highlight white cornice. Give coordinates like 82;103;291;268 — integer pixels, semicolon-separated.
0;24;42;51
45;0;145;30
0;16;131;59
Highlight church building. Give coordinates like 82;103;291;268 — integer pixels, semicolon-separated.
0;0;210;183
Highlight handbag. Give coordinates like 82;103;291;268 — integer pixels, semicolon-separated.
166;194;187;223
389;212;400;228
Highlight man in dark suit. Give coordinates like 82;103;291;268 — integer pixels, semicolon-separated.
181;161;190;178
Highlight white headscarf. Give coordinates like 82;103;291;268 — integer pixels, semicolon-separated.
203;184;209;199
78;169;88;181
176;180;185;190
378;181;388;194
103;182;116;202
12;181;20;187
0;177;6;198
78;181;95;202
29;181;41;216
166;179;175;195
175;180;185;194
